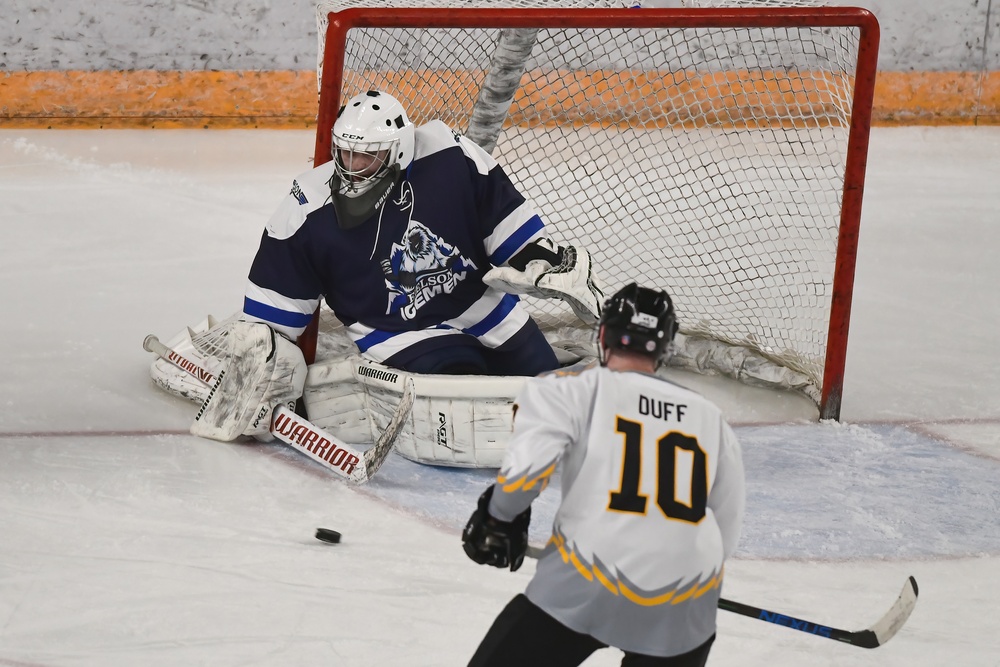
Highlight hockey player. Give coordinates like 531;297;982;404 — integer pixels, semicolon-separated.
189;89;605;444
243;89;603;377
461;283;746;667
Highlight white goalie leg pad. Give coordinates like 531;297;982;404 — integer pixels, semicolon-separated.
483;239;605;324
302;356;526;468
191;321;307;442
361;365;527;468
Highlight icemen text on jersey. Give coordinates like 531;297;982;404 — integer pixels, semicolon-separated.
242;121;544;367
489;363;746;658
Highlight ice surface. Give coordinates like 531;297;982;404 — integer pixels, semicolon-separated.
1;127;998;665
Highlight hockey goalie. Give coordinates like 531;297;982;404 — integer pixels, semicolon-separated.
150;90;604;470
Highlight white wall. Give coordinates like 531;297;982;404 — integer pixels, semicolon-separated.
4;0;316;70
3;0;998;72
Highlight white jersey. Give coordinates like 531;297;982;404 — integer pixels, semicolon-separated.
489;362;745;657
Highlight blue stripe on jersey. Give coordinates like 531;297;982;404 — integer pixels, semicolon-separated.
243;297;315;328
354;323;453;354
463;293;519;337
353;328;395;354
489;214;544;266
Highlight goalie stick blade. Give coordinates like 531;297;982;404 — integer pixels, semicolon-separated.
361;378;415;481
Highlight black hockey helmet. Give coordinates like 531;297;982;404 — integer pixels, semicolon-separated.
599;283;679;362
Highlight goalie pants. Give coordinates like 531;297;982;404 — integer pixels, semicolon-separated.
390;319;558;376
468;594;715;667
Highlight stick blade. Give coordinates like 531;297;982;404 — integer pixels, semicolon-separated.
843;576;919;648
360;378;415;482
862;575;918;648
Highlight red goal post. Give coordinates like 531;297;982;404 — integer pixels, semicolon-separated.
307;2;880;421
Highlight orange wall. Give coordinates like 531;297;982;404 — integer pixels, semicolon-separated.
875;72;1000;125
2;69;998;128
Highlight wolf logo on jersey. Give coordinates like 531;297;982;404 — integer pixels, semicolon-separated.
381;218;477;321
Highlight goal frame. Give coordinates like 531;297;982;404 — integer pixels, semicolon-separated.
306;6;881;421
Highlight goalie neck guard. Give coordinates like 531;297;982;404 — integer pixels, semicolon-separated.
330;90;415;229
599;282;678;363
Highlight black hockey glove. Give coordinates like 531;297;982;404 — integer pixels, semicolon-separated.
462;485;531;572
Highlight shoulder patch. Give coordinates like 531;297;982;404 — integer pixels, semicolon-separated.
264;163;334;240
290;180;308;205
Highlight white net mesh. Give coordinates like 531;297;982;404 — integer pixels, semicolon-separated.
310;0;871;411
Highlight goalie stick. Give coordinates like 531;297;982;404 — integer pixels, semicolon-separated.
525;546;917;649
142;334;413;484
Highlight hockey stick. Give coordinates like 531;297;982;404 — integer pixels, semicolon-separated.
716;576;918;649
143;334;413;484
525;546;917;649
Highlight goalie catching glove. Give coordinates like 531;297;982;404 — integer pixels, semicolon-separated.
484;238;605;323
462;485;531;572
191;321;307;442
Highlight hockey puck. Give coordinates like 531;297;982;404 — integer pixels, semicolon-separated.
315;528;342;544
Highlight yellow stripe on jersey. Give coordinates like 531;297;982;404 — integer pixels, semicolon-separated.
669;582;698;605
538;362;596;379
690;569;724;601
557;538;571;564
593;565;620;596
498;460;558;493
619;581;676;607
547;529;722;607
569;551;594;581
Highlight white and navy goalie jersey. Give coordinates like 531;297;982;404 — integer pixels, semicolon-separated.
242;120;544;367
489;363;746;658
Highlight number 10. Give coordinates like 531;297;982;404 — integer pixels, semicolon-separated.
608;416;708;523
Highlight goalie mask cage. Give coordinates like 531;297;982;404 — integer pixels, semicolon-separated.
309;0;880;421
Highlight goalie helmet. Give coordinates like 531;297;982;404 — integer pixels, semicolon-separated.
598;282;678;363
330;91;415;229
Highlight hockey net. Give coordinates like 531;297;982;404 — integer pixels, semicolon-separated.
306;0;879;420
148;1;878;432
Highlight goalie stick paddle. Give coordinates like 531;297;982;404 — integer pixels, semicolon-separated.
524;546;917;649
142;334;413;484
